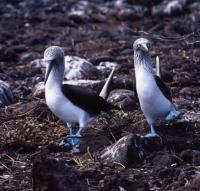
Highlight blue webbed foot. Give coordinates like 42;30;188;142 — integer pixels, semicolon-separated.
57;135;82;153
144;132;160;138
58;138;72;150
143;124;162;141
165;110;181;121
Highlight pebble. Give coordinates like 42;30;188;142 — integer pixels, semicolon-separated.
0;80;14;108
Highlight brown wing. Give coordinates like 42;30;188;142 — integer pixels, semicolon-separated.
154;75;172;102
61;84;119;116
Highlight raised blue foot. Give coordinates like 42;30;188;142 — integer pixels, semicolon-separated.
165;110;181;121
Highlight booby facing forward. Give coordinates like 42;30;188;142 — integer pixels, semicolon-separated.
133;38;181;137
44;46;118;152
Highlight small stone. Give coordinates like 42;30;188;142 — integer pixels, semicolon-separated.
107;89;137;111
0;80;14;108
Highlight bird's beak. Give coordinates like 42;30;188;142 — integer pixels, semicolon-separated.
44;59;53;85
141;43;149;52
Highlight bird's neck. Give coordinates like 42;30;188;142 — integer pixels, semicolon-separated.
45;66;64;90
134;51;153;75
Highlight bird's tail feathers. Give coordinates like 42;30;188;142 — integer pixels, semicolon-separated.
156;56;161;78
99;67;115;99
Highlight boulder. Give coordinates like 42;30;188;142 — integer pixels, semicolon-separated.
107;89;137;111
32;156;88;191
101;134;162;167
31;55;102;80
112;75;135;90
64;56;101;80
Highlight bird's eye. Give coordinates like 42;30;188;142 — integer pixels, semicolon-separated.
137;44;141;49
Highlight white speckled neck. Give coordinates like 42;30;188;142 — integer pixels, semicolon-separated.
134;50;153;74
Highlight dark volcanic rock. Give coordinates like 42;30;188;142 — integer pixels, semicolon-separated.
101;134;134;167
112;74;135;90
32;156;88;191
152;151;181;166
107;89;137;111
101;134;162;167
180;149;200;165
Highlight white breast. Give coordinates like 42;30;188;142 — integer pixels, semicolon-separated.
136;66;172;124
45;86;92;125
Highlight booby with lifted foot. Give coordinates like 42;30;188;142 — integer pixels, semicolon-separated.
133;38;181;137
44;46;118;152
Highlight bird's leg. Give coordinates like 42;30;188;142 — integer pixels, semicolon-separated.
71;121;87;153
145;124;160;137
68;122;73;136
59;122;74;148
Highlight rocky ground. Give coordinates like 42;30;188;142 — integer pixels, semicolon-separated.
0;0;200;190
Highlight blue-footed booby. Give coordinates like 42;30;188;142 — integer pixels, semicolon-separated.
44;46;118;152
133;38;181;137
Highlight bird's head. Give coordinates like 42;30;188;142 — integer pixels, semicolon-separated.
133;38;151;53
43;46;65;84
